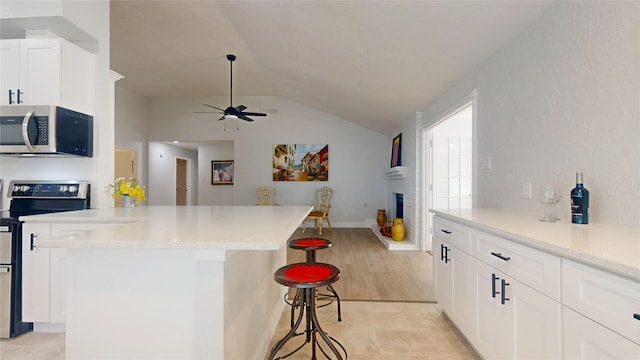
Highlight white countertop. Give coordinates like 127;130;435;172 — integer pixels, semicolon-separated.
23;206;312;250
430;209;640;281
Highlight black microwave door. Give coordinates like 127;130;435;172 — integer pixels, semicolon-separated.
56;111;93;157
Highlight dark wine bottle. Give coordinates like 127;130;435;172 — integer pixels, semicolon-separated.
570;172;589;224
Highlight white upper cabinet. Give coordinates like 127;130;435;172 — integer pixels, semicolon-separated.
0;38;95;114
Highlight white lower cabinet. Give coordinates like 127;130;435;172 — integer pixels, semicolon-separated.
22;221;130;325
470;257;561;359
432;213;639;360
434;236;471;334
21;223;51;322
563;306;640;359
562;259;640;359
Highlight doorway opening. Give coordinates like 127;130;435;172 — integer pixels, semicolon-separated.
422;98;474;251
114;148;139;207
176;158;188;205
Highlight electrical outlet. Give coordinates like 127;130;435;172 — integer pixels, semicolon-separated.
479;157;492;170
522;182;532;199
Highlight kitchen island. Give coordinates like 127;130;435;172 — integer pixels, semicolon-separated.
22;205;312;360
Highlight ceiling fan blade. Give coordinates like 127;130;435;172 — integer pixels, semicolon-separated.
218;115;226;121
235;105;247;112
202;104;225;112
194;111;220;113
238;114;254;122
241;112;267;117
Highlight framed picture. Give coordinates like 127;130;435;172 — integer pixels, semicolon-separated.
272;144;329;181
391;133;402;167
211;160;234;185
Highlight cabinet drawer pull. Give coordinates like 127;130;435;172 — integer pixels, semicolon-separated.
440;229;452;235
634;314;640;321
501;279;510;305
492;273;499;298
30;233;37;251
491;252;511;261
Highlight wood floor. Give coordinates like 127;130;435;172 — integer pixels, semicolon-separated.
286;227;434;302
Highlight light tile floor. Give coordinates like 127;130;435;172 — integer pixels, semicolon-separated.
0;301;479;359
267;300;480;359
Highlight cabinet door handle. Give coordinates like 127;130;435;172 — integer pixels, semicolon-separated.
441;229;452;234
440;244;445;261
444;247;450;264
491;252;511;261
30;233;37;251
17;89;23;104
501;279;510;305
634;314;640;321
492;273;499;298
8;89;14;104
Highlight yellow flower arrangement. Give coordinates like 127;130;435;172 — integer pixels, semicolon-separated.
111;177;147;204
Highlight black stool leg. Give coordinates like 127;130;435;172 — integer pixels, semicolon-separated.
308;288;344;360
326;285;342;322
268;291;306;360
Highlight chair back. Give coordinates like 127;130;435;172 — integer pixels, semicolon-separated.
313;187;333;215
256;186;278;206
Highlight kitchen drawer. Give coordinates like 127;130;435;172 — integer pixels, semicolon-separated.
433;216;470;252
563;306;640;359
562;259;640;345
470;229;561;301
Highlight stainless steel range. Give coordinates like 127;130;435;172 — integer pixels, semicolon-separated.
0;180;90;338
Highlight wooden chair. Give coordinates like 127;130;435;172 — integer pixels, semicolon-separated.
302;187;333;235
256;186;278;206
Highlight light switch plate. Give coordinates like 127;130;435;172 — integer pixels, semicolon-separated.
522;182;532;199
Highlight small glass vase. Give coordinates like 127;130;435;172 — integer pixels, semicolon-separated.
121;195;135;208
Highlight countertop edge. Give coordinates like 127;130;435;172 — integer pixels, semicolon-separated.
35;206;312;251
430;209;640;282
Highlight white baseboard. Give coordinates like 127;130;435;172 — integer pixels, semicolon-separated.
368;224;418;250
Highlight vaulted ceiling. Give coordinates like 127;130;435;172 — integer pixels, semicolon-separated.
110;1;553;134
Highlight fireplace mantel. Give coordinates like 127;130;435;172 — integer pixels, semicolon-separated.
385;166;406;179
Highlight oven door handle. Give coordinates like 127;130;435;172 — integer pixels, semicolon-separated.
21;110;35;152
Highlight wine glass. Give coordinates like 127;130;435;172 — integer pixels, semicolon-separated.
538;184;562;222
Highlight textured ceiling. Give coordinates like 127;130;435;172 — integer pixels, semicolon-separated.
111;1;553;134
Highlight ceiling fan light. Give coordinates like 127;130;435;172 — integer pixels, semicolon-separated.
225;114;238;120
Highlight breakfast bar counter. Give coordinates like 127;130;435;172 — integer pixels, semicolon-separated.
21;205;312;360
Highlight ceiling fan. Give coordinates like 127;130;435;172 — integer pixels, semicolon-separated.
197;54;266;122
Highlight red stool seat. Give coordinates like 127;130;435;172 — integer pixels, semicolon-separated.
275;262;340;289
288;238;331;263
268;262;346;360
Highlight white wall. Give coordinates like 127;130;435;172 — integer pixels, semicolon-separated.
144;95;389;226
148;142;198;206
197;142;234;205
115;86;148;189
414;1;639;229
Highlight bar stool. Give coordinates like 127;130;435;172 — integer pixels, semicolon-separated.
268;262;347;360
288;238;342;322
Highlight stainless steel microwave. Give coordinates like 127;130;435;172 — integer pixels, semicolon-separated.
0;105;93;157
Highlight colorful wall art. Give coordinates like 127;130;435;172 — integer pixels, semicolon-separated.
273;144;328;181
211;160;234;185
